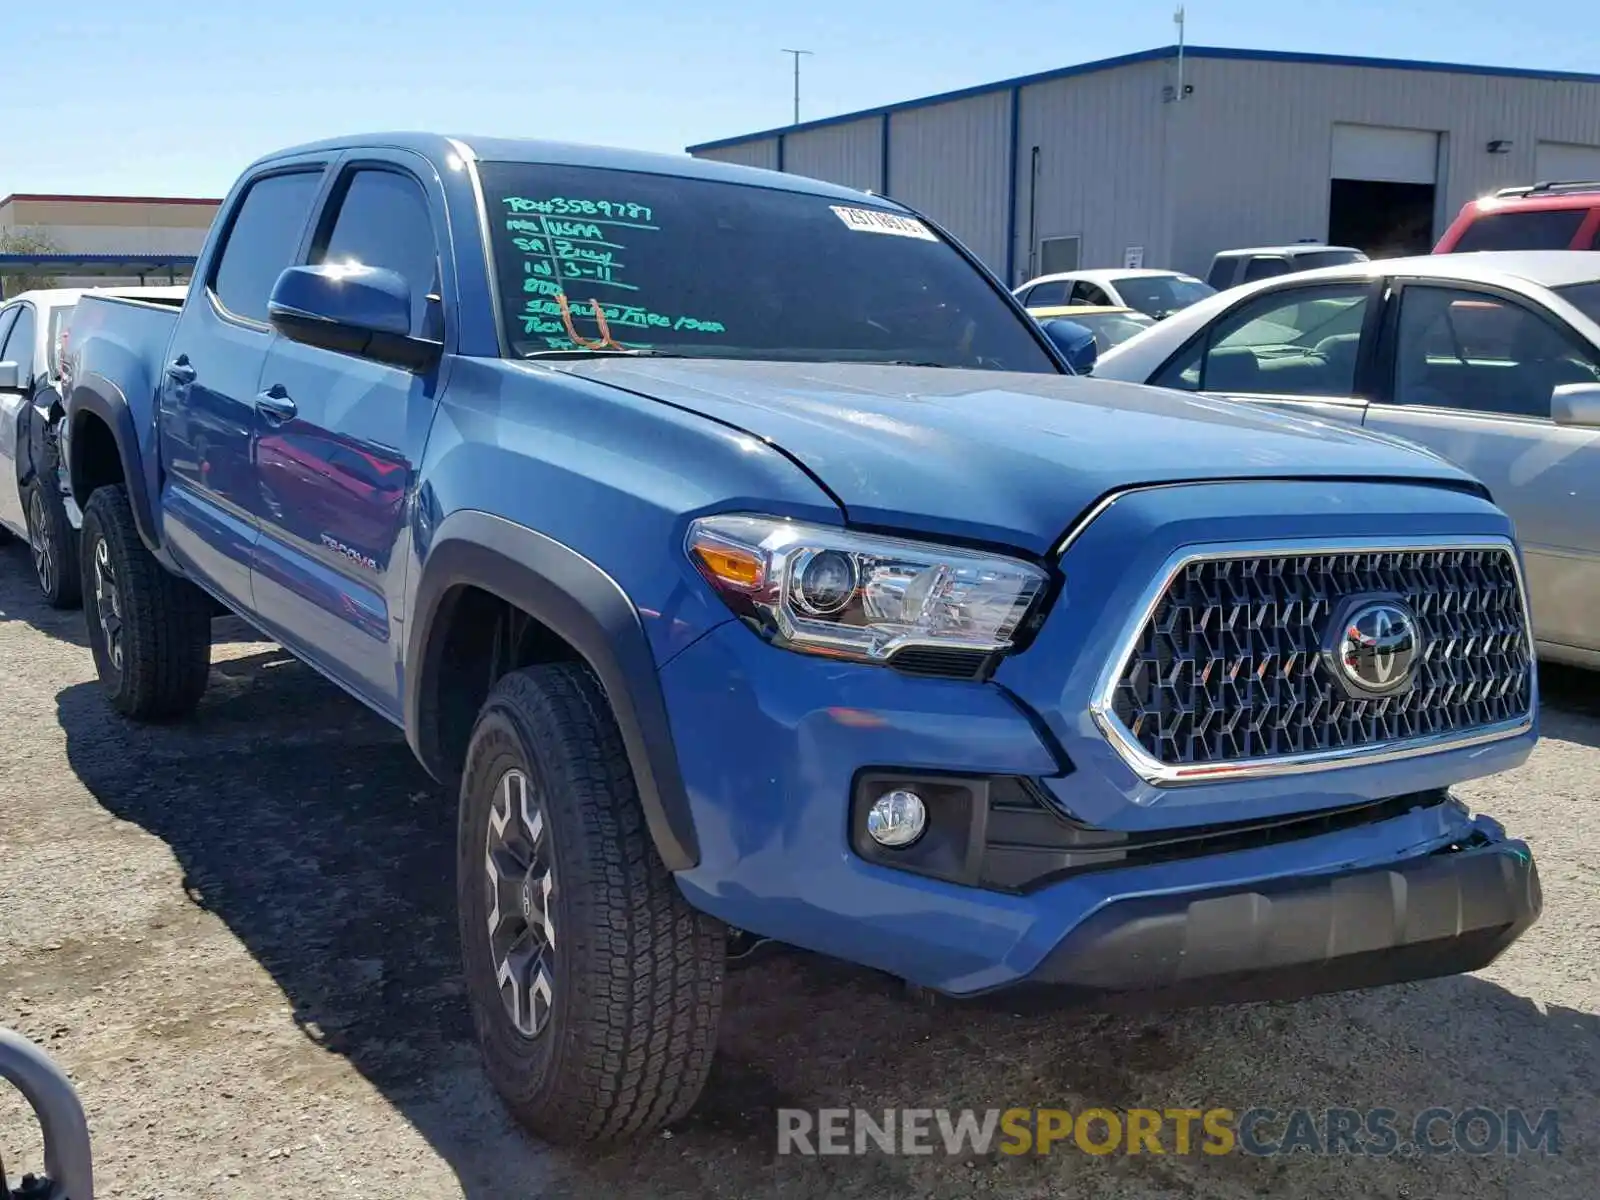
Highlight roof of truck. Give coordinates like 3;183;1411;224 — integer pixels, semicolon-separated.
254;132;895;207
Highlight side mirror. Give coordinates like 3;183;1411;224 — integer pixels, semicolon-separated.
0;361;22;392
267;264;440;371
1039;318;1099;375
1552;382;1600;428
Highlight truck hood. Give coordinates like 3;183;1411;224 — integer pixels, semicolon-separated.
552;359;1477;553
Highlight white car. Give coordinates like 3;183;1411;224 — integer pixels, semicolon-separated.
1011;269;1215;320
0;286;188;606
1093;250;1600;668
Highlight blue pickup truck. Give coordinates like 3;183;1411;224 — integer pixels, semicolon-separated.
61;133;1542;1144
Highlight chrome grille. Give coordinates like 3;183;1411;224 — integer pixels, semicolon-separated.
1099;542;1533;780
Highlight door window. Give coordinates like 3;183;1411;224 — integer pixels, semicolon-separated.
2;305;37;378
1022;280;1069;307
1206;259;1237;290
211;170;324;323
1069;281;1112;306
1389;286;1600;418
1153;284;1369;395
311;169;441;338
1242;256;1291;283
0;307;21;365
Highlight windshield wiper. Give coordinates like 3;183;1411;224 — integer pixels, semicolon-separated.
521;347;689;360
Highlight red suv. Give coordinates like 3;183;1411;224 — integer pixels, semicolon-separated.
1435;181;1600;252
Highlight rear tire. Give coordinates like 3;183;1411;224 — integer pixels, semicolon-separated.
24;477;82;609
458;663;724;1144
80;485;212;720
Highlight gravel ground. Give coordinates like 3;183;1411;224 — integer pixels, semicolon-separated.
0;541;1596;1199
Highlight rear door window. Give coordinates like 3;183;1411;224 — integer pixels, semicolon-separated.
211;170;324;323
1206;259;1235;290
1388;285;1600;417
1242;256;1291;283
1452;209;1587;251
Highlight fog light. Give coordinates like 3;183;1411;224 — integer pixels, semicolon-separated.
866;789;927;848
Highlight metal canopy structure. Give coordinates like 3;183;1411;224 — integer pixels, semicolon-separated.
0;253;198;297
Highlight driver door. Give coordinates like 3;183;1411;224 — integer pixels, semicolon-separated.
1151;279;1382;427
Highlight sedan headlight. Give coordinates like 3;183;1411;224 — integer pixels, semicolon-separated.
685;515;1048;666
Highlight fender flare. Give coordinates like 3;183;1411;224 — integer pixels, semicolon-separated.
66;374;162;550
406;510;700;872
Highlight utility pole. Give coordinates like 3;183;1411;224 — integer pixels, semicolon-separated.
1173;6;1186;101
781;48;813;124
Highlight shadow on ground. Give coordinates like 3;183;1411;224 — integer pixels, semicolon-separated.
0;543;89;647
1541;664;1600;747
54;646;1600;1199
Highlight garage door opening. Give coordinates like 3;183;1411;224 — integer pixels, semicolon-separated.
1328;178;1437;257
1327;124;1440;258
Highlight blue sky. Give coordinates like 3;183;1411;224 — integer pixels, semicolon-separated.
2;0;1584;199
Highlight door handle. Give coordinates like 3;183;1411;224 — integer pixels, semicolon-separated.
165;357;196;385
255;385;297;424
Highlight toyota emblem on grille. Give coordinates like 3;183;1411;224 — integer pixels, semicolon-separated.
1331;600;1419;696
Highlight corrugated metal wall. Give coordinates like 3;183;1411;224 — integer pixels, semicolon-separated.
887;91;1012;271
694;138;780;171
1015;61;1169;281
784;118;884;193
1169;57;1600;274
690;53;1600;284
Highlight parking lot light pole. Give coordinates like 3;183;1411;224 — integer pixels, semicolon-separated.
782;48;813;125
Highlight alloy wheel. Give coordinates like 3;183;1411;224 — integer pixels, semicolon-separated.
93;537;124;671
28;490;53;596
484;767;557;1038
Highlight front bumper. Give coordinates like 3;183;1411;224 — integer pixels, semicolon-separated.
993;837;1540;1010
659;620;1541;1001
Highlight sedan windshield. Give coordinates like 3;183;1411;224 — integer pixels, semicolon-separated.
1554;281;1600;327
1070;310;1155;351
477;162;1059;372
1115;275;1215;318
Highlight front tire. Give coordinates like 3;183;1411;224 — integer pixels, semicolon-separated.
80;485;212;720
458;663;724;1144
24;478;82;609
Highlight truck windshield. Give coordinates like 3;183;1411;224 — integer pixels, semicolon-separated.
477;162;1058;372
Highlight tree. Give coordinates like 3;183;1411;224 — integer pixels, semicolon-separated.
0;228;65;297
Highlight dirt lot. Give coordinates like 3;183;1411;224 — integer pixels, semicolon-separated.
0;543;1596;1199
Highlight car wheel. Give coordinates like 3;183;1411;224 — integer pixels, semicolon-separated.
458;662;724;1144
80;485;212;720
24;479;82;609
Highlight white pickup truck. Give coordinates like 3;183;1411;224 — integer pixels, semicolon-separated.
0;285;186;605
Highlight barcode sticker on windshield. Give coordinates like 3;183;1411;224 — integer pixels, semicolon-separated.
830;206;938;241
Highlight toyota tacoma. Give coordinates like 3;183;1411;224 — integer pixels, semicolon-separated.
60;133;1542;1145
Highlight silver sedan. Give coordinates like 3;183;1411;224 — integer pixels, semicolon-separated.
1094;250;1600;669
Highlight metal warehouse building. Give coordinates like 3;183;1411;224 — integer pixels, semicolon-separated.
687;45;1600;285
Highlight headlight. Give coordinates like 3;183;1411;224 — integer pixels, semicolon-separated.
685;515;1048;666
